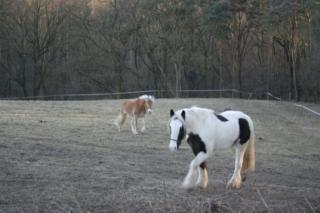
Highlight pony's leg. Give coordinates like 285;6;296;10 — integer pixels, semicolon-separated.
119;112;127;128
131;116;138;135
196;162;208;188
227;144;247;189
114;111;126;132
182;152;208;189
114;116;121;132
140;118;146;133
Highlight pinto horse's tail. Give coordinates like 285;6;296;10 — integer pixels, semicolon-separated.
114;109;127;131
242;131;255;174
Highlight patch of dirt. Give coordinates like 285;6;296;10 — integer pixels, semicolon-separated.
0;99;319;212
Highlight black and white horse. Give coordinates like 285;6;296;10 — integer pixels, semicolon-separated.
168;106;255;189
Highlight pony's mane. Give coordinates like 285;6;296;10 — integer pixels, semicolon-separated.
138;94;155;102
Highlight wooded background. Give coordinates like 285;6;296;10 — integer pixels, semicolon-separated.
0;0;319;101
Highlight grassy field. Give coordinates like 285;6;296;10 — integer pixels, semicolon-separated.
0;98;319;213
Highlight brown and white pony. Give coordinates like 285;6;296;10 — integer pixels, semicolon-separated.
114;95;155;134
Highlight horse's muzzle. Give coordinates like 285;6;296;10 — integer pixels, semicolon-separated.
169;142;178;152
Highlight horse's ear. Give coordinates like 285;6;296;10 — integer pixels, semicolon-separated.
170;109;175;117
181;110;186;120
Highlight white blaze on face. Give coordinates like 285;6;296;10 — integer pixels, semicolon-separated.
169;118;183;152
169;140;177;151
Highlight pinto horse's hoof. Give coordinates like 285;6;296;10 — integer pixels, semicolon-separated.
182;182;195;189
226;181;241;189
196;182;208;189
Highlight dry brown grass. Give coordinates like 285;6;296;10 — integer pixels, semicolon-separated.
0;98;319;213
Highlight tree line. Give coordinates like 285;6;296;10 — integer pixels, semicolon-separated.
0;0;319;101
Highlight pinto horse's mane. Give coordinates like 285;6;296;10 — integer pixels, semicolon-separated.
188;106;214;114
177;106;214;125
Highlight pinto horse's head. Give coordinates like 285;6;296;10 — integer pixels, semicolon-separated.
168;109;186;151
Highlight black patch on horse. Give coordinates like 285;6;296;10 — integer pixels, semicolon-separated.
181;110;186;120
170;109;174;117
200;162;207;170
187;133;207;155
214;113;228;122
238;118;250;144
176;126;186;149
187;133;207;170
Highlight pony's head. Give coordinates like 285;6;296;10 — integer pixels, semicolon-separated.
139;95;155;113
168;109;186;151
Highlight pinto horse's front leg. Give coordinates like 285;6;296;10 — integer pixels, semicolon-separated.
182;152;208;189
196;162;208;188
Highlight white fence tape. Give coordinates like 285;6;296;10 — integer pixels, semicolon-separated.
1;89;319;118
1;89;242;100
294;104;320;117
266;92;320;117
0;90;157;100
266;92;281;101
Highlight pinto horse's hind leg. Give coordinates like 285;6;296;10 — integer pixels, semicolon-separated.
227;143;247;189
182;152;208;189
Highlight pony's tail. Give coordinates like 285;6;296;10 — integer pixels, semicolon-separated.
114;110;127;131
242;132;255;174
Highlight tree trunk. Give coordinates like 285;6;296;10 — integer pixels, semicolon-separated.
232;53;241;98
218;42;223;97
174;63;181;98
290;49;298;101
289;17;299;101
117;66;122;99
